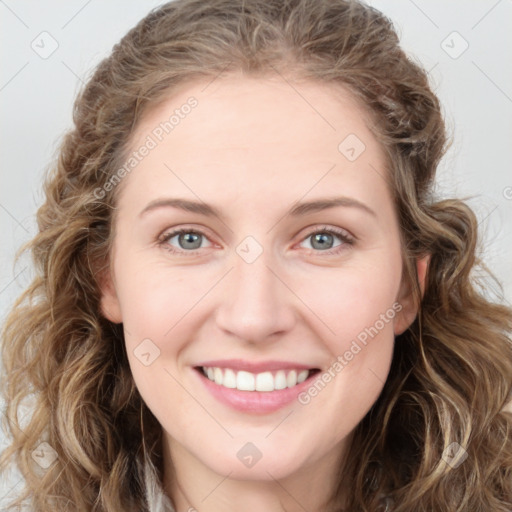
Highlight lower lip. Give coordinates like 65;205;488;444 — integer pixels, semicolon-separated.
193;367;320;414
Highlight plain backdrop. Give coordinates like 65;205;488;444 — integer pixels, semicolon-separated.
1;0;511;505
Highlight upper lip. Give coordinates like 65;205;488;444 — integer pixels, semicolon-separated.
195;359;319;373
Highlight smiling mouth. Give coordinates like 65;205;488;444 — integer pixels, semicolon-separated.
194;366;321;392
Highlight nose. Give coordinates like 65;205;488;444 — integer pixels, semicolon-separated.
214;248;297;345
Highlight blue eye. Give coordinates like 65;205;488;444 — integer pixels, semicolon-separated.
158;225;354;256
158;229;211;255
299;226;354;254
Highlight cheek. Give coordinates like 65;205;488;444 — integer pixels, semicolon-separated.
116;263;200;426
116;257;198;340
292;258;400;419
115;259;220;399
295;259;401;349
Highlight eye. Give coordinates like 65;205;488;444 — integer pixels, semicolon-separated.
158;228;212;256
298;225;354;255
157;225;354;256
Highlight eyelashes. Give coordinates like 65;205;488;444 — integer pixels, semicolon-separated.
157;224;355;257
158;228;210;256
296;225;354;255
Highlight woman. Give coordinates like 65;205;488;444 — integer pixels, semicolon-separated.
1;0;511;510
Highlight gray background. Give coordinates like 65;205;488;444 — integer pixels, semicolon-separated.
1;0;511;505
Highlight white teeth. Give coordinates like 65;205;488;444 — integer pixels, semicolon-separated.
223;368;237;388
297;370;309;383
255;371;274;392
287;370;297;388
214;367;223;385
274;370;288;390
237;370;255;391
201;366;312;392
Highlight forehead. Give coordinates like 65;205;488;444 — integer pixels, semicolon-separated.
116;74;391;217
131;73;381;155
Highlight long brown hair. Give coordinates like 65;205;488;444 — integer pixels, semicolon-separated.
2;0;511;510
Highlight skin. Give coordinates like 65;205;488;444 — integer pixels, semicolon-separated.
99;72;428;512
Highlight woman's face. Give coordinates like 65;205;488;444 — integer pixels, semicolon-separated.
100;74;421;481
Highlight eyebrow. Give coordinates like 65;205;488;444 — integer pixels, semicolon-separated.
138;196;377;220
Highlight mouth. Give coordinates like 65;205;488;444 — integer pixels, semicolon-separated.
191;358;324;413
194;366;322;392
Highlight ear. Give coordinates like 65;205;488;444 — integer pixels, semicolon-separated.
394;254;430;336
98;266;123;324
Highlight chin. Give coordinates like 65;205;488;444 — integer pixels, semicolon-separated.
208;453;303;481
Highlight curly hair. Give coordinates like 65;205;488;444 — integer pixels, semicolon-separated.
1;0;512;510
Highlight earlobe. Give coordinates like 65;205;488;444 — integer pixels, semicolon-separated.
98;268;123;324
393;254;430;336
